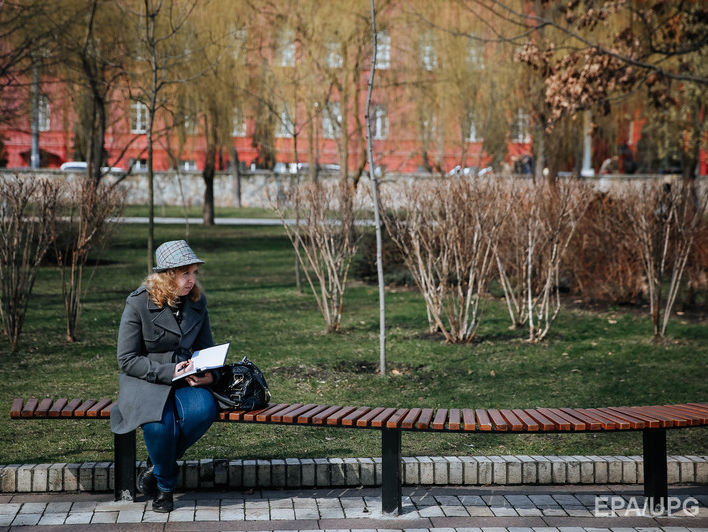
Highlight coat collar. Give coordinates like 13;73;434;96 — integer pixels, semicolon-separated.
180;295;205;337
146;293;205;338
148;298;181;336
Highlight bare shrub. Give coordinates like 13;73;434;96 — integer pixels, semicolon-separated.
565;192;645;303
53;179;124;342
383;178;507;343
0;175;61;352
616;180;707;337
494;179;590;342
272;181;360;332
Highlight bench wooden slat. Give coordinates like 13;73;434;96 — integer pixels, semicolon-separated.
256;403;293;422
542;408;586;430
100;401;115;418
22;398;39;418
522;409;556;431
511;409;539;431
243;405;277;422
61;398;83;417
608;406;661;428
36;398;53;417
597;407;645;429
487;409;508;431
431;409;448;430
651;405;701;425
10;398;24;418
686;402;708;411
499;409;524;431
386;408;410;429
341;406;372;427
643;406;692;426
356;407;386;427
448;409;461;431
74;400;97;418
227;409;249;421
297;404;332;424
583;408;629;429
574;408;617;430
326;406;358;426
401;408;422;429
416;408;435;430
661;404;708;424
371;407;397;428
559;408;602;430
625;406;677;427
534;408;573;430
48;398;68;418
87;399;113;418
277;403;316;423
462;408;476;431
475;409;493;431
313;405;345;425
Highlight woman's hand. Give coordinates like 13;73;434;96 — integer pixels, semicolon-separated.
186;371;214;387
173;360;193;379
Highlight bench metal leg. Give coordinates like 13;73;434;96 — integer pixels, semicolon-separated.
381;428;402;515
642;428;667;512
114;430;136;502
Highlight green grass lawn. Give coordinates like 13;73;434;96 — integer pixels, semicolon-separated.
1;223;706;465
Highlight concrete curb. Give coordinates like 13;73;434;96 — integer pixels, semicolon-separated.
2;455;707;494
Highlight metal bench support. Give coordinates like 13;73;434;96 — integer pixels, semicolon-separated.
381;428;402;515
114;430;136;502
642;428;667;512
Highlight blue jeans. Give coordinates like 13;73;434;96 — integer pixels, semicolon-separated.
142;386;217;492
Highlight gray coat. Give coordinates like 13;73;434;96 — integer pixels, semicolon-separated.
110;286;214;434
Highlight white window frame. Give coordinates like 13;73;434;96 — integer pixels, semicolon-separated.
466;111;479;142
375;31;390;70
275;106;294;138
130;101;148;134
325;41;343;69
232;110;246;137
467;39;484;69
180;159;197;171
232;26;247;62
278;28;295;67
130;158;147;171
511;108;531;144
38;94;50;131
183;114;197;135
372;104;388;140
322;102;341;139
420;35;437;71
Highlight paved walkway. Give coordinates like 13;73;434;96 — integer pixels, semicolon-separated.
1;484;706;531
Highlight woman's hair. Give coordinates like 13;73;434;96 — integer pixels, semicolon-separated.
144;266;201;308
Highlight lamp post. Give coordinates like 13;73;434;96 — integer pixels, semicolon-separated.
314;102;320;181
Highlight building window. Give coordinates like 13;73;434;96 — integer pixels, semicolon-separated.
467;39;484;69
322;102;341;139
420;34;437;71
375;31;390;69
232;26;247;62
183;114;197;135
325;41;343;69
372;104;388;139
466;111;479;142
130;158;147;171
38;94;50;131
232;110;246;137
130;101;148;134
511;108;530;143
180;159;197;171
275;106;294;138
277;28;295;67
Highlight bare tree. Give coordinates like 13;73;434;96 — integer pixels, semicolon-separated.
0;175;61;352
53;179;124;342
495;179;589;342
619;180;708;338
272;181;360;332
384;178;507;343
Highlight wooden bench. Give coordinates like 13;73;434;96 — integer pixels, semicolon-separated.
10;398;708;514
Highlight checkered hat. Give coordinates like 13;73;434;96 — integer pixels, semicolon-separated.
153;240;205;272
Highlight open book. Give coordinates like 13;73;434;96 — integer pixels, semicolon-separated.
172;343;230;381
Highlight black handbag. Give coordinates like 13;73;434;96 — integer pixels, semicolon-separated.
210;356;271;411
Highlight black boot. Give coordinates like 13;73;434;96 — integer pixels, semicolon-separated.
137;464;157;496
152;490;174;513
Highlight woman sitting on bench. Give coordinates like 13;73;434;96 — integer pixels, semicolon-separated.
110;240;219;513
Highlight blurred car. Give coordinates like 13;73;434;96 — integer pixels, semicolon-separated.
60;161;124;174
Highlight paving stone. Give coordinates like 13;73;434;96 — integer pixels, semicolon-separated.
476;456;493;485
419;456;434;484
490;456;506;484
195;508;220;521
490;506;517;516
465;505;494;516
516;507;543;516
90;511;118;523
116;510;144;523
65;512;93;524
12;513;41;526
17;465;34;492
38;513;67;525
167;509;195;522
446;456;463;484
19;502;46;514
460;456;478;484
433;456;449;485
